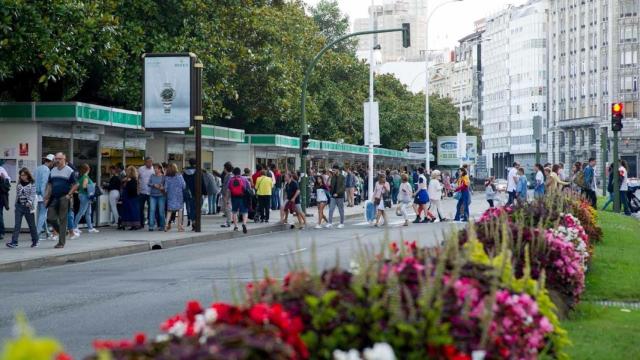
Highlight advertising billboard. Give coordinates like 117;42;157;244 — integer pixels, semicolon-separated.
437;136;477;166
143;54;193;130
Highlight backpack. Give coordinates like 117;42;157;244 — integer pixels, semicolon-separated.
573;170;586;189
229;176;245;197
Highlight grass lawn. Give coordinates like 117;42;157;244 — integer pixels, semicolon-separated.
565;210;640;359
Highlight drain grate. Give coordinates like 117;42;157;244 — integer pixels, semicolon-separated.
591;301;640;309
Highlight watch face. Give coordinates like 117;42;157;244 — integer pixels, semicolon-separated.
161;83;177;113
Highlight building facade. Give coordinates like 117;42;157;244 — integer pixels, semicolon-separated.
454;28;485;129
548;0;640;178
354;0;427;63
482;0;549;177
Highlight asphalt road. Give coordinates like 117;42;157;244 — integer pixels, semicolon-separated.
0;213;474;358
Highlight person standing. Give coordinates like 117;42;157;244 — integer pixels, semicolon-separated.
516;167;528;204
138;157;154;229
35;154;54;240
345;168;356;207
428;170;444;222
314;175;330;229
204;170;219;215
255;170;273;223
391;170;401;205
454;168;471;222
398;174;414;226
6;168;39;248
547;164;569;192
373;175;390;227
619;159;632;215
148;164;166;231
228;167;250;233
327;164;345;229
220;162;234;228
106;165;122;226
583;158;597;208
183;158;207;230
0;169;8;241
74;164;99;233
270;164;282;210
485;176;497;208
164;163;186;232
506;162;519;206
44;152;78;249
120;166;141;230
570;162;583;194
283;173;306;229
533;164;545;199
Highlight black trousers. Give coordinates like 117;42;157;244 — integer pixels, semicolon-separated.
257;195;271;221
584;189;597;208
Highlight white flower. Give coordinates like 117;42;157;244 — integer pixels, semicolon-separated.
168;321;186;337
472;350;487;360
363;343;396;360
349;259;361;275
204;308;218;324
194;314;206;334
155;334;170;342
333;349;361;360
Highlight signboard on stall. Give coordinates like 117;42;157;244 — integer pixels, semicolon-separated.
19;143;28;156
143;53;195;130
437;136;478;166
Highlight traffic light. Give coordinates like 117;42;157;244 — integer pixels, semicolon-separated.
402;23;411;48
612;103;624;132
301;134;310;156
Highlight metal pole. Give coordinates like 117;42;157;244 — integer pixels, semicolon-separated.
299;27;404;212
458;45;464;168
194;60;203;232
601;129;608;196
612;130;620;213
535;139;540;165
424;0;430;172
368;0;375;201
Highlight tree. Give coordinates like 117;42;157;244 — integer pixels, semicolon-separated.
309;0;355;53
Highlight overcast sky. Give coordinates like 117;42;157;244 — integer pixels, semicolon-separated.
304;0;522;49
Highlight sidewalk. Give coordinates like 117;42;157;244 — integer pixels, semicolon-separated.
0;205;365;272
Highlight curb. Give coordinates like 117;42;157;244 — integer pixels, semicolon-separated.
0;213;363;272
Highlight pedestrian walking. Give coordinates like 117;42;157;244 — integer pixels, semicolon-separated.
255;170;273;223
391;170;401;205
138;157;154;228
327;164;345;229
619;159;632;215
506;162;519;206
120;166;141;230
412;167;429;223
583;158;597;208
148;163;166;231
74;164;99;233
516;167;528;204
270;164;282;210
373;174;390;227
314;175;330;229
533;164;545;199
547;164;569;193
345;168;356;207
283;173;306;229
35;154;54;240
44;152;78;249
454;168;470;222
220;162;234;228
428;170;444;221
183;158;207;231
397;174;414;226
485;176;497;208
0;167;8;241
106;165;122;226
6;168;39;248
570;162;584;194
229;167;250;233
443;171;452;198
165;163;186;232
203;169;218;215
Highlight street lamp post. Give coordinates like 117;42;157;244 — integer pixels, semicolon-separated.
425;0;463;172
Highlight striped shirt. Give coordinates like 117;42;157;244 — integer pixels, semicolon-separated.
16;182;36;208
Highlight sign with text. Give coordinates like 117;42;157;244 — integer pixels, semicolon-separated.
143;54;193;130
437;136;477;166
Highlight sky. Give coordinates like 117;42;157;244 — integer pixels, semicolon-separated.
304;0;521;49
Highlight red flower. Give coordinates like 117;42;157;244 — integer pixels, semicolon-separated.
134;332;146;345
55;352;73;360
390;242;399;253
249;303;271;324
160;314;182;332
185;300;203;321
211;302;243;324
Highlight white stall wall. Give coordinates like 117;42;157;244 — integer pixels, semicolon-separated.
213;144;253;172
146;135;167;163
0;123;40;229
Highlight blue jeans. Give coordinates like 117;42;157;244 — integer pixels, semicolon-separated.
185;195;196;221
602;192;614;210
454;190;470;221
74;193;94;230
392;187;399;204
207;194;217;214
621;191;632;215
271;187;281;210
149;195;166;230
506;191;516;206
37;201;50;236
67;206;75;231
10;203;38;245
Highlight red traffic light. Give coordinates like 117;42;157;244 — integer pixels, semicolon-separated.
612;103;623;114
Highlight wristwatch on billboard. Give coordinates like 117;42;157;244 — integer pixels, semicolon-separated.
160;82;176;114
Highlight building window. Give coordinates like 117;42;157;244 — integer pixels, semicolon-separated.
589;128;596;145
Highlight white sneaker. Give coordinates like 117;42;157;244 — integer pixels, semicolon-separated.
70;233;80;240
314;224;323;229
48;235;59;242
73;229;81;236
434;219;440;223
337;224;344;229
325;223;333;228
88;228;100;233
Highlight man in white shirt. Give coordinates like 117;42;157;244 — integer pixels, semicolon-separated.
138;156;155;228
506;161;519;206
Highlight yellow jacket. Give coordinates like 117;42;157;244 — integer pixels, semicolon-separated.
255;175;273;196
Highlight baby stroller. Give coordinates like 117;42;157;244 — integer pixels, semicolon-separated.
629;185;640;213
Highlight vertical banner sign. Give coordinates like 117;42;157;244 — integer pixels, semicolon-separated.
364;101;380;146
457;132;467;160
143;54;194;130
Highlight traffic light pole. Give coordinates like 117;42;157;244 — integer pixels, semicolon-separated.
600;130;608;197
299;27;406;212
612;130;620;213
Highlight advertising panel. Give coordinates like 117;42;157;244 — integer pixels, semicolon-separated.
437;136;477;166
143;54;192;130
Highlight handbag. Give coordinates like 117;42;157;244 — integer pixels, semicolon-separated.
384;198;392;208
395;204;403;216
374;198;381;206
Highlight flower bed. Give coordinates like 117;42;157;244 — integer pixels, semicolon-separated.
4;193;601;360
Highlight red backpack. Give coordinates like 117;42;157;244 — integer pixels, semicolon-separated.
229;176;245;197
